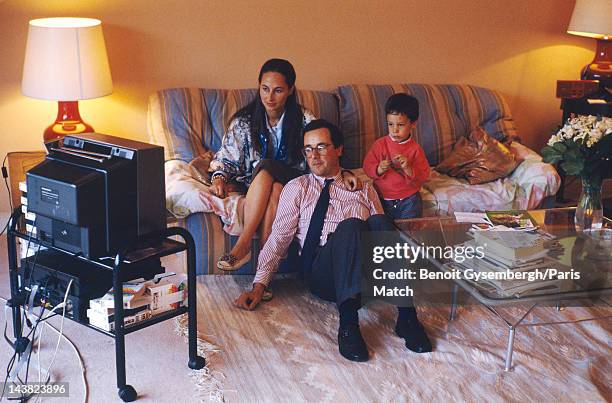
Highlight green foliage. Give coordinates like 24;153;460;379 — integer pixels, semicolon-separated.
560;160;584;176
541;146;561;164
552;142;567;153
542;116;611;180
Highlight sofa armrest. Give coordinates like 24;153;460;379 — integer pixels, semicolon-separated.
184;212;227;275
508;142;561;209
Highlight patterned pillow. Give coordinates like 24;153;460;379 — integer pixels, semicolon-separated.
436;126;518;184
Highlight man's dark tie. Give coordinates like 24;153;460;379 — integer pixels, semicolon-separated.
300;178;334;274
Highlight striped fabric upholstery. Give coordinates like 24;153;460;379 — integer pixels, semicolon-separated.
148;87;339;160
147;88;208;162
448;85;517;141
336;84;517;168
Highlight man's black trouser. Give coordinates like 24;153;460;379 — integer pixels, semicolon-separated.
308;214;413;306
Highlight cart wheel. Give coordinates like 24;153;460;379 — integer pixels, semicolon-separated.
118;385;137;402
188;356;206;370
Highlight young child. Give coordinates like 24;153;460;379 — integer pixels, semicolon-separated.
363;93;430;219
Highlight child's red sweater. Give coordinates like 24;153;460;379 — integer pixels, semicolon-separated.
363;135;430;200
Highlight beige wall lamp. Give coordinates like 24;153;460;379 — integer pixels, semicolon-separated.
21;17;113;143
567;0;612;88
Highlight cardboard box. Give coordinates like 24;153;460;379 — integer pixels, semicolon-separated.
147;273;187;315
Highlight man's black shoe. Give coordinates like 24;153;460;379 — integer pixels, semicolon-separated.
395;319;432;353
338;324;369;362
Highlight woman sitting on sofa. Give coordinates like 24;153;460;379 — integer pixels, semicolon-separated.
208;58;359;271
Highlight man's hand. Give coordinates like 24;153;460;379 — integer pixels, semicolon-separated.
210;176;227;198
377;159;392;176
342;170;363;191
234;283;265;310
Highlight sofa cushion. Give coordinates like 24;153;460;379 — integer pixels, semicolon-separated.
148;88;208;162
423;170;526;215
436;126;518;184
336;84;517;169
148;87;339;162
449;85;517;142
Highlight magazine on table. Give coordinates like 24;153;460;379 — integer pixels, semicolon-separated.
484;210;538;229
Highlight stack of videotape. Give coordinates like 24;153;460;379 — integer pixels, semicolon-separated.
87;306;152;332
88;280;151;331
19;180;44;258
87;272;187;332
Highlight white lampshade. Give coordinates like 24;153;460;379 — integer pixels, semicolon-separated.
567;0;612;39
22;17;113;101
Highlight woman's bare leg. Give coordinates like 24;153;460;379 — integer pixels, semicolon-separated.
258;182;284;246
228;170;274;259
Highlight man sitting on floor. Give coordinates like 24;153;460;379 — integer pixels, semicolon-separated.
235;119;432;361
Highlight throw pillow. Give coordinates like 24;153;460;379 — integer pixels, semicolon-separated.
436;126;518;184
187;151;215;185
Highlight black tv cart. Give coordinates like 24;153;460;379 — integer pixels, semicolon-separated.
6;208;205;402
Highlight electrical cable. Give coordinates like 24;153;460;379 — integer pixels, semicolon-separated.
35;322;88;403
24;218;40;291
34;279;90;403
10;218;41;341
2;154;12;211
37;279;72;383
0;217;9;238
1;353;16;401
1;243;88;401
2;293;45;402
1;286;87;403
3;289;68;402
1;303;43;402
13;304;46;402
23;304;46;390
0;325;87;403
15;282;88;403
1;153;13;237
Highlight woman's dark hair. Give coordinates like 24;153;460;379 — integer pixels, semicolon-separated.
231;58;304;162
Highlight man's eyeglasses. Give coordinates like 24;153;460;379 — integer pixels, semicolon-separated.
301;143;333;157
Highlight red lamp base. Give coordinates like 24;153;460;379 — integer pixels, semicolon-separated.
581;38;611;89
44;100;94;143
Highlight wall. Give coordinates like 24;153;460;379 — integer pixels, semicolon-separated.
0;0;594;214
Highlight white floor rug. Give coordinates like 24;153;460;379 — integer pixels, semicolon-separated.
179;276;611;402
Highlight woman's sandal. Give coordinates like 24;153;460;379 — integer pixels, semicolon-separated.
217;252;251;271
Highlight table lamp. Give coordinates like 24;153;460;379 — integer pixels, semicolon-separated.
21;17;113;143
567;0;612;88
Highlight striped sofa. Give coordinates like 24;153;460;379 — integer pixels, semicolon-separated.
147;84;559;275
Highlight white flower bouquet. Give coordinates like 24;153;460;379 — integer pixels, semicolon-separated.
542;115;612;182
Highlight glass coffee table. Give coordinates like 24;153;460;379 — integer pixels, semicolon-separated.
395;208;612;371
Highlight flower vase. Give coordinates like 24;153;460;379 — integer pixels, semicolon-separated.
575;178;603;232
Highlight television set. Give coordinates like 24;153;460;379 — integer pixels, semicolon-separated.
26;133;166;258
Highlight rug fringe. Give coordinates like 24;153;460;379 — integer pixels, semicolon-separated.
174;314;226;403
